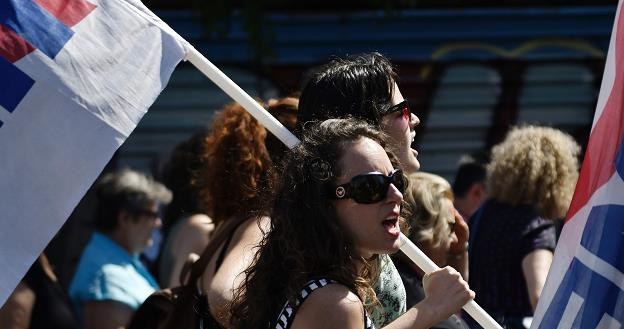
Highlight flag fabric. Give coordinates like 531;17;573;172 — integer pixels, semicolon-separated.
531;2;624;328
0;0;187;305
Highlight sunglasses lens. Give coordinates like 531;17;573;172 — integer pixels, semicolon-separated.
333;170;406;204
350;175;387;204
392;170;407;193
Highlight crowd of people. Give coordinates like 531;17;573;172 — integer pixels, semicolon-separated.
0;52;581;329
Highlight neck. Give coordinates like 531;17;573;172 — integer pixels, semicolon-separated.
105;230;135;255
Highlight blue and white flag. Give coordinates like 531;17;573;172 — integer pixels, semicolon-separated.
0;0;187;305
531;1;624;328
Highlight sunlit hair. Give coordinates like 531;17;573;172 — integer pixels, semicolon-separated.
195;98;298;225
230;118;397;328
403;172;454;249
297;52;397;130
95;169;172;232
487;125;580;219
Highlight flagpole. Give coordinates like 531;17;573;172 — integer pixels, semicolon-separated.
185;47;299;150
399;235;503;329
184;45;502;329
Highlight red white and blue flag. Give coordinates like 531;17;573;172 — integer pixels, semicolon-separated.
531;1;624;328
0;0;187;305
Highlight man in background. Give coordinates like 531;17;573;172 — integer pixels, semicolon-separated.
452;158;487;220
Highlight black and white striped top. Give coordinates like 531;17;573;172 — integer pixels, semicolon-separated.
272;278;376;329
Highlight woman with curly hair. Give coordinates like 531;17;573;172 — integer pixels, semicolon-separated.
230;118;473;329
395;172;469;329
298;52;422;326
468;125;580;329
196;97;299;327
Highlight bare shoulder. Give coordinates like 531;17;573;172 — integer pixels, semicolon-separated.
231;216;269;246
291;284;365;329
172;214;213;252
184;214;214;234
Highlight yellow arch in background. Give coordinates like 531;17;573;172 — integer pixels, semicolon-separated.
420;38;604;79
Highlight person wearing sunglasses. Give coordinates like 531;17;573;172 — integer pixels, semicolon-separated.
230;118;473;329
296;52;420;326
395;172;470;329
297;52;420;175
69;169;171;329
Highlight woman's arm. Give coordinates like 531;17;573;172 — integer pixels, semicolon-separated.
206;216;270;326
0;282;35;329
521;249;553;311
385;266;474;329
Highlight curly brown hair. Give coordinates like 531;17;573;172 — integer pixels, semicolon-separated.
195;98;298;225
487;125;580;219
229;118;396;328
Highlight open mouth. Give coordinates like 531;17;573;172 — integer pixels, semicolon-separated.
382;217;400;237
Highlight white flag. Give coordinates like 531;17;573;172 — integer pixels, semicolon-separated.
0;0;188;305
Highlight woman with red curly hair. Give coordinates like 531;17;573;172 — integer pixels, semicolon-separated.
196;97;298;327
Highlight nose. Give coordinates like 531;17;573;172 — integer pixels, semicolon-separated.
387;183;403;203
409;113;420;129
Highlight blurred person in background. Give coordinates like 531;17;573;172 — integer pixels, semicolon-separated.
468;126;580;329
195;97;298;327
395;172;469;329
452;159;487;221
69;169;171;329
157;130;214;288
0;253;78;329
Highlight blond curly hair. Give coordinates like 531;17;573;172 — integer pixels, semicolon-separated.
487;125;580;219
403;172;454;249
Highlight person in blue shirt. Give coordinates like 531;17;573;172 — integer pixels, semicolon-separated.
69;169;172;329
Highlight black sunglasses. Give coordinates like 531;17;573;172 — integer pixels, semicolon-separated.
330;169;407;204
383;99;411;119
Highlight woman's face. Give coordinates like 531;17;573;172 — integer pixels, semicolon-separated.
421;197;458;267
380;83;420;174
333;137;403;259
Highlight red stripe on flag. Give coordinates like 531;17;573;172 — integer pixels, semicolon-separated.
567;5;624;221
35;0;96;27
0;24;35;63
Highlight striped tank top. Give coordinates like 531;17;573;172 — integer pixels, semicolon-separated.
272;278;375;329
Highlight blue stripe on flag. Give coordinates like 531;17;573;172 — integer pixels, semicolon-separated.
0;56;34;113
580;204;624;272
538;259;624;329
0;0;74;59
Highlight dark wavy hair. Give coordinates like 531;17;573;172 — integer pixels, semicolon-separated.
230;118;391;328
297;52;397;130
195;98;298;225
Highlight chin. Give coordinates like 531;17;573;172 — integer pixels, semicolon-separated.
388;241;402;254
375;242;402;256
